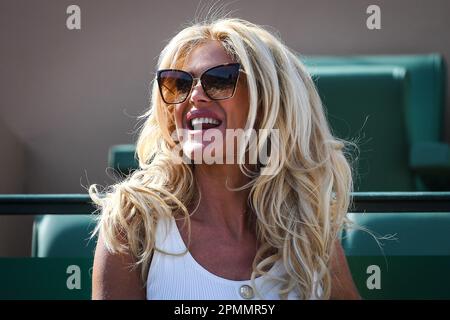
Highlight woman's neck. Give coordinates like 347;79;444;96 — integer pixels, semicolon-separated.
190;163;254;239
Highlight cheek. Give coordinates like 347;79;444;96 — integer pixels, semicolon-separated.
228;96;250;128
173;104;185;129
241;100;250;124
235;83;250;126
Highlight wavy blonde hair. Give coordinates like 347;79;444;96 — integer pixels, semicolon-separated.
89;17;356;299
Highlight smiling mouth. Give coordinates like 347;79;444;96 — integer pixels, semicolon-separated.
188;117;223;130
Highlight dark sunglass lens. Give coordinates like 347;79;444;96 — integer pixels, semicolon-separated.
158;70;193;104
202;64;240;100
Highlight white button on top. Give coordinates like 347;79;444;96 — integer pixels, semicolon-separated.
239;285;254;299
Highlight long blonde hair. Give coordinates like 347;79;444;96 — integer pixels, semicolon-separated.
89;17;356;299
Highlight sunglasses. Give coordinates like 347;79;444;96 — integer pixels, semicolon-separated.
156;63;243;104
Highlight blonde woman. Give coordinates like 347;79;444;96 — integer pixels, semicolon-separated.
90;18;360;300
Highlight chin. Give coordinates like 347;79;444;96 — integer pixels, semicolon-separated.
182;139;226;164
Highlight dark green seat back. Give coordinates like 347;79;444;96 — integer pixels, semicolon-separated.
303;54;447;144
343;212;450;299
309;66;412;191
304;55;450;191
108;144;139;176
32;215;97;258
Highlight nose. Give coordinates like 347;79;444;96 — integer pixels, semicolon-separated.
189;79;211;105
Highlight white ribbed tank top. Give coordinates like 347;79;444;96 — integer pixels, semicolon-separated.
146;216;320;300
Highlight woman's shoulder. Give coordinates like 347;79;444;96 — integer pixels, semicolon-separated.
92;229;146;299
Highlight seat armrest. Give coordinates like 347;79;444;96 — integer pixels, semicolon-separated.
410;142;450;189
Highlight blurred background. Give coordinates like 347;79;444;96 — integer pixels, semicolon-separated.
1;0;449;256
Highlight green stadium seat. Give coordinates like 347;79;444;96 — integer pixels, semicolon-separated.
108;144;139;177
32;214;97;258
343;212;450;299
303;54;449;191
309;65;412;191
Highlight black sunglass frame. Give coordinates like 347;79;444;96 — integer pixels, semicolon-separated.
156;63;243;104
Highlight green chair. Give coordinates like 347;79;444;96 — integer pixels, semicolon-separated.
32;215;97;258
108;144;139;177
343;211;450;299
303;54;449;190
309;65;412;191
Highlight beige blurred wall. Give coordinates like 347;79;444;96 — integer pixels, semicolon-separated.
0;0;449;255
0;118;33;256
0;118;25;194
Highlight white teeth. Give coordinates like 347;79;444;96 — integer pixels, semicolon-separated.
191;117;220;127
